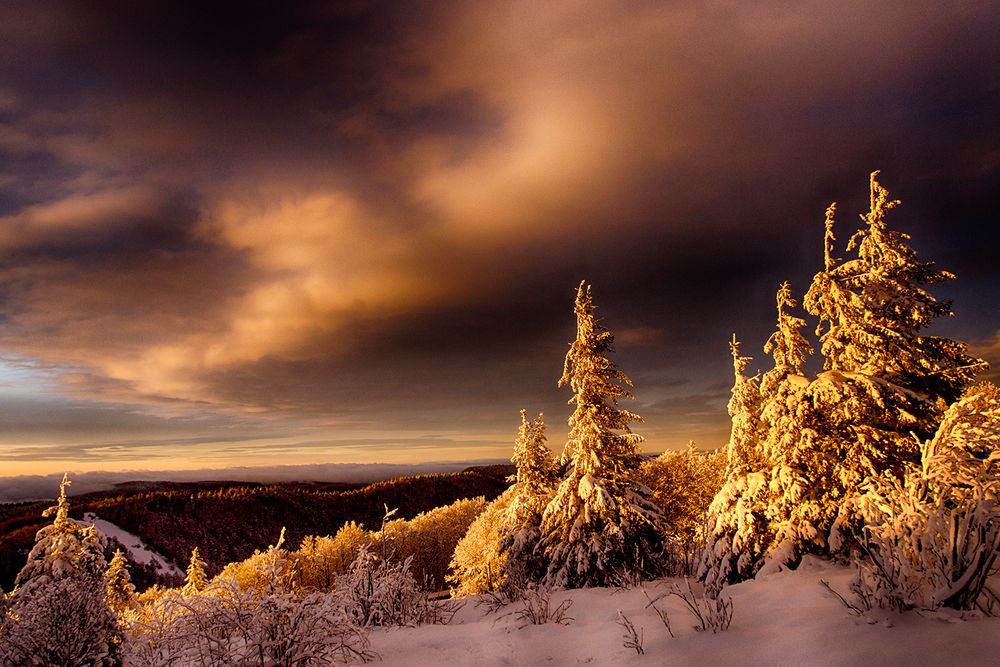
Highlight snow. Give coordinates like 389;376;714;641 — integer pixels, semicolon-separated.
83;512;183;578
370;557;1000;665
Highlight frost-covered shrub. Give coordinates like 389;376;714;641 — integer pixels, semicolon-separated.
374;496;486;590
124;579;374;666
124;530;375;665
449;487;517;596
335;546;457;627
638;444;725;575
849;384;1000;612
293;521;368;592
2;572;122;667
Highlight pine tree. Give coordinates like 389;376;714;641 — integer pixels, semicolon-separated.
511;410;558;495
183;547;208;595
753;284;829;572
500;410;558;591
106;548;137;620
508;410;558;523
538;281;666;588
803;172;987;532
724;335;765;476
702;172;989;594
805;171;985;431
701;284;815;592
15;473;109;587
450;410;558;596
1;474;121;666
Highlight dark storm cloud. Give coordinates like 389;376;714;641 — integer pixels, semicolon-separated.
0;0;997;470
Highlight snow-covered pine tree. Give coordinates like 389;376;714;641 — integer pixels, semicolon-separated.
183;547;208;596
538;281;666;588
805;171;985;443
700;284;815;592
450;410;557;596
753;283;832;573
702;173;989;595
724;335;764;477
106;548;137;620
803;172;987;541
499;410;557;591
511;410;558;505
1;474;121;666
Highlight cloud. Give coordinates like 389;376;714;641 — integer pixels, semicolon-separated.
0;1;996;469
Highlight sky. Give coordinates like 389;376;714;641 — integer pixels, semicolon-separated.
0;1;998;480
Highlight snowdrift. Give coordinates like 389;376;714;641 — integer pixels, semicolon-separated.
372;557;1000;665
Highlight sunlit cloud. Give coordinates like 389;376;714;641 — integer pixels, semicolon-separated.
0;1;995;472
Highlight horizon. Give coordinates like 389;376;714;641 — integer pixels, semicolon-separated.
0;458;516;503
1;2;998;477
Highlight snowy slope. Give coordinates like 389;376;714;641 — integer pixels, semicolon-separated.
83;512;183;578
371;557;1000;666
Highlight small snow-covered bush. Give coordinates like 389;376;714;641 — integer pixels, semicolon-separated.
513;584;573;628
850;384;1000;612
336;546;458;627
125;531;375;665
2;571;122;667
448;487;516;597
124;579;374;666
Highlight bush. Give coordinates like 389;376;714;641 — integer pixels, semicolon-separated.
849;384;1000;612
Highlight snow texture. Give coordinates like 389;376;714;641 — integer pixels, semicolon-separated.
371;557;1000;665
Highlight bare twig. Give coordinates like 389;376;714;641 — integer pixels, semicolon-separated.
616;610;644;655
642;587;674;638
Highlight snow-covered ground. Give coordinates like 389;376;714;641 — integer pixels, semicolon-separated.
83;512;183;578
371;557;1000;666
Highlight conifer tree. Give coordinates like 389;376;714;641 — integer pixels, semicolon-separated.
724;335;764;476
703;172;989;594
1;474;121;666
805;172;985;431
183;547;209;595
803;172;987;510
500;410;557;590
106;548;137;619
450;410;557;596
701;285;815;592
509;410;558;521
538;281;665;588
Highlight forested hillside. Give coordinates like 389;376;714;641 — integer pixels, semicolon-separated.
0;466;511;592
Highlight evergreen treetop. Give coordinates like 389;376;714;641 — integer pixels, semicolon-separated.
558;280;644;476
511;409;557;495
805;171;984;405
183;547;208;595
